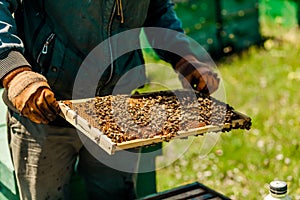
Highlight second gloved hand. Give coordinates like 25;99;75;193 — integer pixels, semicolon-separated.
4;68;60;124
175;55;220;95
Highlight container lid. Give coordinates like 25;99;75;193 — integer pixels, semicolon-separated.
269;181;287;195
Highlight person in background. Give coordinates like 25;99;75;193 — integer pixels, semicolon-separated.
0;0;219;199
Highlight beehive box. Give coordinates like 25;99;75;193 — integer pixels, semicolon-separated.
220;0;261;53
260;0;300;27
59;90;251;155
174;0;221;56
174;0;262;56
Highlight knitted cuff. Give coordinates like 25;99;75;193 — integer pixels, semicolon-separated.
7;71;50;111
2;66;31;89
0;51;31;87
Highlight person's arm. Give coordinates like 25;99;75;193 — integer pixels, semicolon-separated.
0;0;59;124
143;0;219;94
143;0;189;66
0;0;31;83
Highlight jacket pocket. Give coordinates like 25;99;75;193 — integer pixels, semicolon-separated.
50;45;83;100
122;0;150;28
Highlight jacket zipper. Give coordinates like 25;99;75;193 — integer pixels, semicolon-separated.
105;3;117;85
36;33;56;65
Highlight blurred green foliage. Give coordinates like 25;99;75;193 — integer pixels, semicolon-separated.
142;1;300;199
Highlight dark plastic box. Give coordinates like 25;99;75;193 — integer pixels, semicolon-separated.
138;181;231;200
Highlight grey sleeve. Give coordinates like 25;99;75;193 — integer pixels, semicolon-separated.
0;0;30;86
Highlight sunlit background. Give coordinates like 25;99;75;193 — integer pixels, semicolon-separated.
142;0;300;199
0;0;300;200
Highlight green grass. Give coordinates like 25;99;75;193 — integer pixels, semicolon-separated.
142;11;300;200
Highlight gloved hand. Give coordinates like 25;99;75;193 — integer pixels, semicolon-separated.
3;67;60;124
175;55;220;94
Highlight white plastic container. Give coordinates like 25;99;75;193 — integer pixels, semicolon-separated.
264;180;292;200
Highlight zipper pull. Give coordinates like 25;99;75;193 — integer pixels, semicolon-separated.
36;33;56;69
41;33;56;54
116;0;124;23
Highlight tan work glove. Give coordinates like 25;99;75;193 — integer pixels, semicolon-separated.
175;55;220;95
3;67;60;124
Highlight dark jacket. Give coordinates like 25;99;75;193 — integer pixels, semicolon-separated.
0;0;193;100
